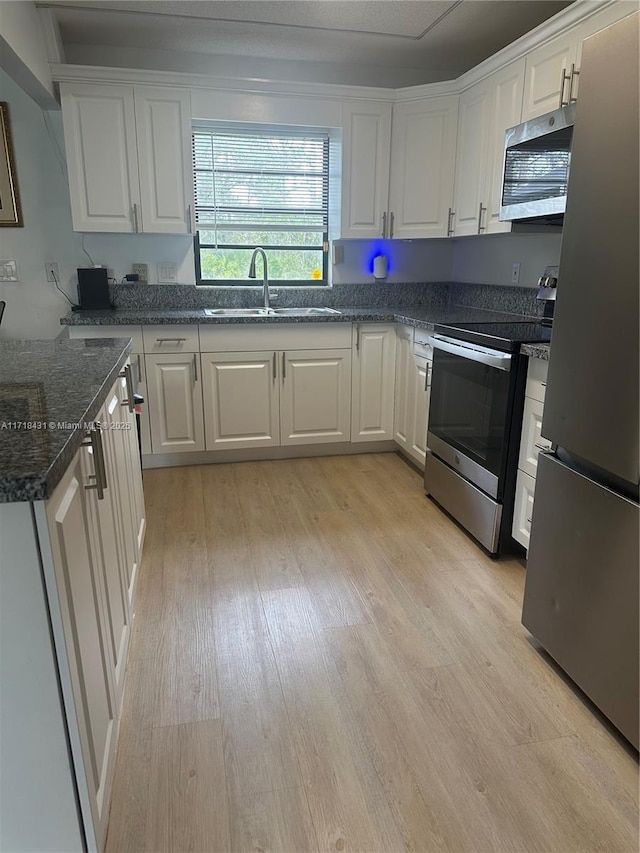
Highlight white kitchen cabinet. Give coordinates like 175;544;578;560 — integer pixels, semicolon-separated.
451;79;493;236
134;87;194;234
513;357;550;551
521;33;579;120
513;468;537;550
519;394;552;479
201;351;280;451
146;353;205;454
45;437;118;849
388;97;458;238
60;84;140;233
393;325;414;451
351;323;396;442
484;58;526;233
341;101;392;238
60;82;193;234
280;349;352;445
408;355;431;469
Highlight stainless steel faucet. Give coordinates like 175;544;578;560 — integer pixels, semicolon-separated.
248;247;270;310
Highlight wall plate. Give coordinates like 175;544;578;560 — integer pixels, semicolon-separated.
132;263;148;282
0;260;18;282
157;262;178;283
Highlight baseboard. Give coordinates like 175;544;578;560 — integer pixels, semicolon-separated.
141;440;397;469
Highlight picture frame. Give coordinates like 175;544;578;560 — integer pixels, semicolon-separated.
0;102;23;227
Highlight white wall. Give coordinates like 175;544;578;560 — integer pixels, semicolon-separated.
451;232;563;287
332;238;453;284
0;1;55;105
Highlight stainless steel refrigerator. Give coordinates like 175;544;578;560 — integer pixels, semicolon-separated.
522;13;639;749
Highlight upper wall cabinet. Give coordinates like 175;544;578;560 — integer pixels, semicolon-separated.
388;97;458;239
341;101;392;239
340;96;458;240
521;33;579;121
451;58;525;236
451;79;492;236
60;83;194;234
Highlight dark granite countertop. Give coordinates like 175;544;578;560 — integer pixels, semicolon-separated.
60;305;534;332
520;342;551;360
0;338;132;503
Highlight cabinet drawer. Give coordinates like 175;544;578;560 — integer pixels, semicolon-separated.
518;395;552;478
413;329;433;360
512;469;537;550
199;323;352;352
525;357;549;403
142;325;200;353
68;324;144;352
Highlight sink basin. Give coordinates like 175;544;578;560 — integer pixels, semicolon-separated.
269;307;341;316
203;308;269;317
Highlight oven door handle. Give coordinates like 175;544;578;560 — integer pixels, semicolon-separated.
431;334;512;372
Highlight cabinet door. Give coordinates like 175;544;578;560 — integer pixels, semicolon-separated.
146;354;205;454
86;401;131;709
134;87;194;234
341;101;392;238
351;324;396;442
512;469;537;550
388;96;458;238
393;325;413;450
280;349;352;445
408;356;431;470
518;395;552;479
46;450;117;849
60;83;140;233
521;34;578;121
451;80;492;236
485;58;526;234
201;351;280;451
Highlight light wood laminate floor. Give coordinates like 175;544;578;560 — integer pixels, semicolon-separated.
107;453;639;853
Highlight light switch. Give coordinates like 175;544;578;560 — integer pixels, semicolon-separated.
0;260;18;282
157;262;178;283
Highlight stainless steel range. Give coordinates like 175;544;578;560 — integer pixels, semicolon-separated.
424;320;551;556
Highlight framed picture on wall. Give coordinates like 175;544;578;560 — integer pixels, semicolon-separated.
0;102;23;227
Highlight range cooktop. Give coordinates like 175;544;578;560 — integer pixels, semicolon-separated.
433;320;552;353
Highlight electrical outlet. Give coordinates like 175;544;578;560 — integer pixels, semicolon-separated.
157;262;178;283
332;244;344;265
511;263;521;284
0;260;18;282
132;263;148;282
45;262;59;283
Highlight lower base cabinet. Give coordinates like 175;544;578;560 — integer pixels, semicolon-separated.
394;325;433;470
201;350;280;451
200;347;352;450
351;323;396;442
513;468;537;549
146;352;205;453
409;355;431;467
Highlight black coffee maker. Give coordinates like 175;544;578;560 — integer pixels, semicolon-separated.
536;264;558;326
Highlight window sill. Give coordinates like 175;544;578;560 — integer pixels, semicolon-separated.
196;283;332;290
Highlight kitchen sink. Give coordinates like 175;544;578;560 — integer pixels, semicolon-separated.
269;307;341;315
203;307;341;317
203;308;270;316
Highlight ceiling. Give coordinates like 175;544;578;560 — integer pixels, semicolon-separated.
38;0;574;88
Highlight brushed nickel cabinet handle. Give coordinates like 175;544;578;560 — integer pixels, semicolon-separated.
272;352;277;382
137;353;144;384
156;337;187;343
389;211;395;239
355;324;360;353
424;363;431;391
132;202;140;233
534;442;548;451
187;204;193;234
568;64;580;103
447;207;455;237
381;211;387;238
282;351;286;381
83;424;107;500
120;364;135;412
478;202;487;234
559;66;571;108
192;353;198;383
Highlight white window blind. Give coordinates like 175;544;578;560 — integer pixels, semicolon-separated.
193;125;329;283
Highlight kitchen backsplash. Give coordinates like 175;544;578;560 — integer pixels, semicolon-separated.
110;281;542;317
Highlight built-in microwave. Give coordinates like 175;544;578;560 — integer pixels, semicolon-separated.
500;103;576;222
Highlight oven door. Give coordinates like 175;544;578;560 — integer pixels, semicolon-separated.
428;335;514;498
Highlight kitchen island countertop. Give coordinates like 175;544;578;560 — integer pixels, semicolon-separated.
0;338;132;502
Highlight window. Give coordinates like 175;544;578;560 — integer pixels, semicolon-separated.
193;125;329;285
